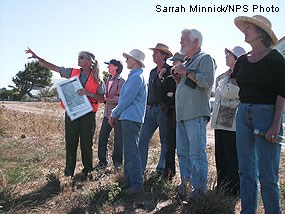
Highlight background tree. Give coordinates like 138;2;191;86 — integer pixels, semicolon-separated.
102;71;109;81
0;88;17;100
40;86;58;98
10;61;52;100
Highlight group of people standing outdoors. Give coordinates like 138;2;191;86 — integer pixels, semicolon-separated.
25;14;284;214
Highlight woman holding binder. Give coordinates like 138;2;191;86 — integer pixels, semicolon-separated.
25;48;105;178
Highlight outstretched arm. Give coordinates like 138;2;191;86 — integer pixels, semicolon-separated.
25;47;61;73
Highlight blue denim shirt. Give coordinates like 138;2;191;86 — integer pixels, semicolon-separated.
111;68;147;123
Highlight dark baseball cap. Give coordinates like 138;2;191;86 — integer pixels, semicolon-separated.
104;59;123;74
104;59;120;66
169;52;185;62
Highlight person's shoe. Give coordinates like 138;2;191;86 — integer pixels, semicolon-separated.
175;193;194;205
82;167;93;174
156;168;164;176
79;172;88;181
162;169;175;181
120;183;131;191
114;163;122;172
94;162;107;170
155;171;163;179
64;169;74;178
64;173;73;178
121;187;143;196
114;162;122;168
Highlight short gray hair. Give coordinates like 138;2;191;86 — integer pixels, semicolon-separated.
181;28;203;48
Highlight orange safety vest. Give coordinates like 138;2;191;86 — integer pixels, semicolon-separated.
60;68;100;112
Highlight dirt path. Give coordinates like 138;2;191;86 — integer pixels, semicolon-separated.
0;101;217;146
0;101;65;117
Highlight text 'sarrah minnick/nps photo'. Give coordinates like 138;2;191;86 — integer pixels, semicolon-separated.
155;4;280;13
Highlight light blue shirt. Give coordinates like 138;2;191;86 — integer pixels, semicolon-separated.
111;68;147;123
175;52;215;122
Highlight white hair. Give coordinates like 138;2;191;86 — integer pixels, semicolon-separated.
181;28;203;48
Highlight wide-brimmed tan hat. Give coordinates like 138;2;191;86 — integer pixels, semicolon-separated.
123;49;145;68
234;15;278;45
149;43;173;57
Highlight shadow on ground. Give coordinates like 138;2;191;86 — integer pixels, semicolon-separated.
0;173;60;212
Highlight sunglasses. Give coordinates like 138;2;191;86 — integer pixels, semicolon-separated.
225;51;233;57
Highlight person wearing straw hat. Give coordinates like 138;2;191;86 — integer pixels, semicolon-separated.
138;43;173;177
211;46;245;197
231;15;285;213
96;59;125;170
25;48;105;179
109;49;147;195
171;29;215;201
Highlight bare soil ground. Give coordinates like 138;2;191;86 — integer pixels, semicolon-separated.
0;101;284;213
1;101;65;117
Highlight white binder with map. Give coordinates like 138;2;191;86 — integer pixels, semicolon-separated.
57;76;93;121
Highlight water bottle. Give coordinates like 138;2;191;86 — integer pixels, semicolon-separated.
254;129;285;145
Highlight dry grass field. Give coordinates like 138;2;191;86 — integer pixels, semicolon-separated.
0;101;284;213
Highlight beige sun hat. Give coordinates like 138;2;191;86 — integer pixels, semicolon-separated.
234;15;278;45
149;43;173;57
123;49;145;68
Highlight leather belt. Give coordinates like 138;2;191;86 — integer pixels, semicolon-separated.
148;103;160;107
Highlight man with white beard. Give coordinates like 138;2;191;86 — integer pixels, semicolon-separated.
171;28;215;201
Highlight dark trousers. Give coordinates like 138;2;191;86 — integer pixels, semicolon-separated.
164;110;176;177
215;129;239;196
98;117;123;166
64;111;96;176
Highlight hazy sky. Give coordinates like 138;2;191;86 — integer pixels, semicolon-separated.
1;0;284;88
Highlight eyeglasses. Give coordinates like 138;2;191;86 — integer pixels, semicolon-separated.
225;51;233;57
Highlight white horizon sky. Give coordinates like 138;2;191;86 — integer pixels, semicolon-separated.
0;0;284;88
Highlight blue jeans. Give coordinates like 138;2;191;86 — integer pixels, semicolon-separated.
121;120;143;189
176;116;208;198
139;106;167;173
236;103;282;214
98;117;123;166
